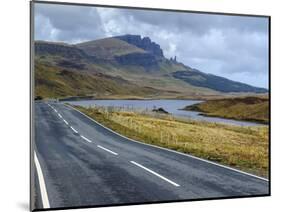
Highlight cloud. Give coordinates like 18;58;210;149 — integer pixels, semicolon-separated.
34;3;106;43
34;3;269;88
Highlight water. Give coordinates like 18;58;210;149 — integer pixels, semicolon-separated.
66;99;264;126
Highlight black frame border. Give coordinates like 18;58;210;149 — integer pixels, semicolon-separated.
30;0;271;211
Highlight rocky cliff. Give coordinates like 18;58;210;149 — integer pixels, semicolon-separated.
115;52;158;67
115;35;164;57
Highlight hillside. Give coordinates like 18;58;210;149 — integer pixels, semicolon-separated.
172;70;267;93
34;34;268;99
34;62;164;99
183;96;269;123
75;37;146;59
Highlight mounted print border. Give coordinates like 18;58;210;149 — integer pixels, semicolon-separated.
30;1;271;211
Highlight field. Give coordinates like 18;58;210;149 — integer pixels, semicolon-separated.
184;96;269;124
73;105;269;178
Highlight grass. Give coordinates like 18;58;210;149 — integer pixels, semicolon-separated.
76;37;146;59
73;105;269;178
34;61;163;99
34;60;223;100
184;96;269;124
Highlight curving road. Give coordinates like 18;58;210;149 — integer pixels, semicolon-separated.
32;102;269;210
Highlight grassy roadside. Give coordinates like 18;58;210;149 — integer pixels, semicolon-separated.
73;105;269;178
183;96;269;124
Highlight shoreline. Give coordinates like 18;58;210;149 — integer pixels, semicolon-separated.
56;92;268;102
180;108;268;125
61;98;266;126
182;96;269;125
59;96;208;101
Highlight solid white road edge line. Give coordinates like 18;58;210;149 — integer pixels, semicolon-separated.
65;104;269;182
34;152;50;208
81;135;93;143
63;119;69;125
70;126;78;134
130;161;180;187
97;145;118;155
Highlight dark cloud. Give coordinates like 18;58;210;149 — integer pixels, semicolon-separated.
35;3;105;43
34;3;269;88
123;9;268;34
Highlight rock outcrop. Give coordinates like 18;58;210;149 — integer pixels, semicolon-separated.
152;107;169;114
115;52;158;67
115;35;164;57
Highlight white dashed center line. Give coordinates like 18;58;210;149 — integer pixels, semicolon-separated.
45;103;183;189
70;126;78;134
81;135;93;143
97;145;118;155
130;161;180;187
63;119;69;125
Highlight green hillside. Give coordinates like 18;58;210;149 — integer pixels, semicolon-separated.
76;38;146;59
34;62;162;99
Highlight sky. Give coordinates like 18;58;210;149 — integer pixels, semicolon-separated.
34;3;269;88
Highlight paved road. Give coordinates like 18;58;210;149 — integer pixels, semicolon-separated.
32;102;269;210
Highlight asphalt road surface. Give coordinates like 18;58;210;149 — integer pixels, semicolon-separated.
32;102;269;210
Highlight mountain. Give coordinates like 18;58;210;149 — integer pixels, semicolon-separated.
75;37;146;59
115;35;164;57
172;70;267;93
34;35;267;99
34;62;162;99
76;35;165;69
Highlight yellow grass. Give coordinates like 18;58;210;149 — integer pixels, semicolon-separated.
74;105;269;178
185;96;269;123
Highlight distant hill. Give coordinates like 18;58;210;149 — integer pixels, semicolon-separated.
172;70;267;93
34;35;268;99
183;96;269;123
